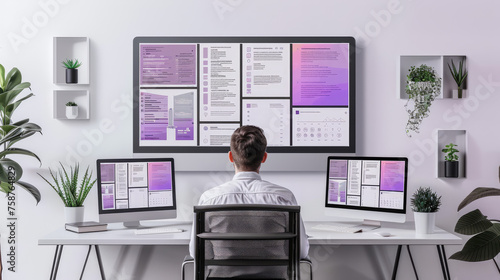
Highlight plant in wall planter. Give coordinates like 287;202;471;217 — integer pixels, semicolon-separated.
404;64;442;137
448;59;468;99
62;59;82;84
411;186;441;234
38;162;96;224
442;143;459;177
65;101;78;119
451;187;500;272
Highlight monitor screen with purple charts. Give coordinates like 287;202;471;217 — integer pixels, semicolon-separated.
96;158;176;228
133;37;356;171
325;156;408;228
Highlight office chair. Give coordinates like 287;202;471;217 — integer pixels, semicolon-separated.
181;204;312;280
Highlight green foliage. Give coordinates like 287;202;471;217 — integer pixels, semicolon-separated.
442;143;459;161
407;64;438;82
62;59;82;69
448;59;468;89
0;64;42;204
38;162;96;207
404;64;442;137
451;187;500;263
410;186;441;213
66;101;77;106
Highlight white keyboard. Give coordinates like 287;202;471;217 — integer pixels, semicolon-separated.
135;227;184;235
311;224;363;233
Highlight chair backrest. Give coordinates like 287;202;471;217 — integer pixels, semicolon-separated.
194;204;301;280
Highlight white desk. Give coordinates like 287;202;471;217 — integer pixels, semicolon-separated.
39;221;461;280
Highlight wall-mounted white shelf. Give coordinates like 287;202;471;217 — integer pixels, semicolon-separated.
53;37;90;85
398;55;467;99
53;90;90;120
436;129;467;178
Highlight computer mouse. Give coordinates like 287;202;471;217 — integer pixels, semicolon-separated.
376;232;391;237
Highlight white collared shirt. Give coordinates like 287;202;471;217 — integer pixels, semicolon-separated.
189;171;310;259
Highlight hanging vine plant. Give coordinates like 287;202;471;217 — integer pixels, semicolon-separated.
404;64;442;137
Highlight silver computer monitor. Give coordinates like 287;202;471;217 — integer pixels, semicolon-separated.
96;158;176;228
324;156;408;229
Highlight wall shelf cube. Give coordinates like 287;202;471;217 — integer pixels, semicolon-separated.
53;90;90;120
53;37;90;85
436;129;467;178
398;55;467;99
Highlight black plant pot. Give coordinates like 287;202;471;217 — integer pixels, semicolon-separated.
66;68;78;84
445;161;459;178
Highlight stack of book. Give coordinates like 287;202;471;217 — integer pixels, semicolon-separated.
65;221;108;233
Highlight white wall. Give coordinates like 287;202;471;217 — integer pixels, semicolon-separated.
1;0;500;279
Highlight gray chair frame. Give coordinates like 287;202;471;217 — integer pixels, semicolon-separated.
181;204;312;280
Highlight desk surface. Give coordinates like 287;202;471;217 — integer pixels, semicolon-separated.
38;221;461;246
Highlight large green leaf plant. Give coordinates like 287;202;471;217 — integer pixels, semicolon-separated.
0;64;42;203
451;187;500;273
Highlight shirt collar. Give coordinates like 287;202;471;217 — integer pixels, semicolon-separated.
233;171;261;181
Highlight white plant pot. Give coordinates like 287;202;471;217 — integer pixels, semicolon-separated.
414;212;436;235
65;206;84;224
66;106;78;119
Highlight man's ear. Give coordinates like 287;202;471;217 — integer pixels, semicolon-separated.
228;151;234;163
261;152;267;163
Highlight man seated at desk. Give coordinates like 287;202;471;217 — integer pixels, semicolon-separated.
189;125;309;277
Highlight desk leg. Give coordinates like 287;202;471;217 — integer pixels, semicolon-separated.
391;245;402;280
406;245;419;280
437;245;451;280
79;246;93;280
50;245;64;280
95;245;106;280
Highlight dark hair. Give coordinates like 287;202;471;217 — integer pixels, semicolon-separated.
230;125;267;171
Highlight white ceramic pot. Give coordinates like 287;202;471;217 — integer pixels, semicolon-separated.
65;206;84;224
66;106;78;119
414;211;436;235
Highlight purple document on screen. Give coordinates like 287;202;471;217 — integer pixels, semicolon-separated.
140;44;196;86
380;161;405;191
174;92;194;140
140;92;169;140
148;162;172;191
292;43;349;106
100;164;115;183
329;160;348;178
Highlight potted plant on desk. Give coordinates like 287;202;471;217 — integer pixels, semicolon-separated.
442;143;459;178
411;186;441;234
39;162;96;224
404;64;442;137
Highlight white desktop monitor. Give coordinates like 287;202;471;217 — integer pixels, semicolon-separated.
324;156;408;229
96;158;177;228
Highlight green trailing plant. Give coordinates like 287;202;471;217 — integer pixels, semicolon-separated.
61;59;82;69
448;59;468;98
442;143;459;161
65;101;77;106
404;64;442;137
410;186;441;213
0;64;42;203
38;162;96;207
451;187;500;272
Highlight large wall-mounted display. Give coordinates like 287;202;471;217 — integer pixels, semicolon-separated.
133;37;355;154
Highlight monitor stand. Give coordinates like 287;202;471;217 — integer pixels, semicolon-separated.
124;221;142;228
355;220;381;231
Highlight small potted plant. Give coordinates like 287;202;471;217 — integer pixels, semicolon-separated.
411;186;442;234
442;143;459;178
38;163;96;224
448;59;468;99
62;58;82;84
404;64;442;137
66;101;78;119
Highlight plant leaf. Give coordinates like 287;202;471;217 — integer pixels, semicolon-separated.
458;187;500;211
455;209;494;235
5;68;22;91
0;148;41;164
450;223;500;262
14;181;41;204
0;64;5;89
0;158;23;182
0;181;12;193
